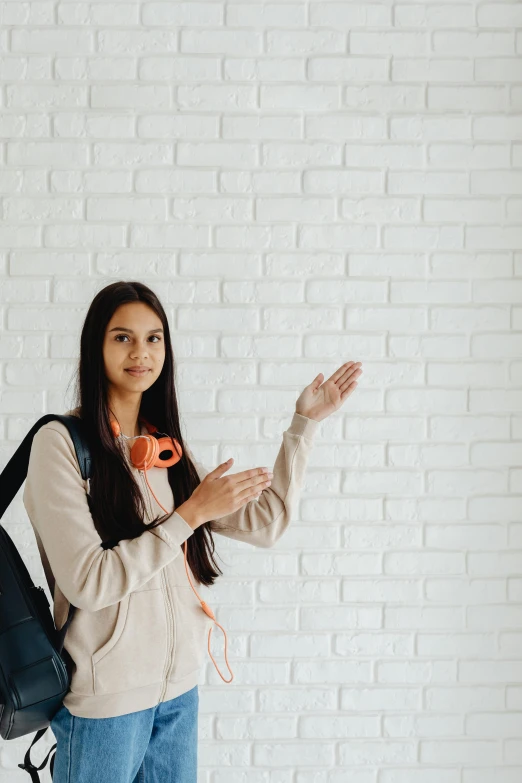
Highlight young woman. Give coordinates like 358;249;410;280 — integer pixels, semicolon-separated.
23;280;362;783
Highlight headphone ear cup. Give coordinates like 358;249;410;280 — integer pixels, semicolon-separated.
155;436;182;468
110;420;121;438
130;436;159;471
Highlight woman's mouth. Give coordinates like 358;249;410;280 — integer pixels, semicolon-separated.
125;369;150;377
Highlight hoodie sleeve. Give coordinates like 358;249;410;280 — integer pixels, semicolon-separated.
185;411;320;548
23;422;195;613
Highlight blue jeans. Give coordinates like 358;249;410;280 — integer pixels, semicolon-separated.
49;685;199;783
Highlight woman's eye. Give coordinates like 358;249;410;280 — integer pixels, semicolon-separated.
115;335;161;343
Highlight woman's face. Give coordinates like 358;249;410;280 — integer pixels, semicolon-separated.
103;302;166;395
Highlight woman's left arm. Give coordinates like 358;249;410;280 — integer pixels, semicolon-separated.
186;411;318;548
184;360;362;548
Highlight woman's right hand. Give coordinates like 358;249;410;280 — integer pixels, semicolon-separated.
177;458;273;530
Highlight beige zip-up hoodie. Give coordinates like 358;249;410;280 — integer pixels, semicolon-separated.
22;407;319;719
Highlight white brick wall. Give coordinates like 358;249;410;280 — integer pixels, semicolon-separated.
0;1;520;781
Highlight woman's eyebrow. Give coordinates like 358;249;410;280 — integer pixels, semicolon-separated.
108;327;164;334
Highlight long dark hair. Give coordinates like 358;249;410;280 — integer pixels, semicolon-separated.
67;280;223;587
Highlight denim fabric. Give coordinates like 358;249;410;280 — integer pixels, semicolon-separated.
49;685;198;783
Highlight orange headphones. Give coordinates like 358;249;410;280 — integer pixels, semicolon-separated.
110;412;234;684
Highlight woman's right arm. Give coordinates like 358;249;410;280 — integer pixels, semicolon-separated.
23;423;195;613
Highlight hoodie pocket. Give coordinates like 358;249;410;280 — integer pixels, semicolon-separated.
92;588;168;696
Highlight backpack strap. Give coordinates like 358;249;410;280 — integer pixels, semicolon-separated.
0;414;93;651
0;413;92;518
17;730;57;782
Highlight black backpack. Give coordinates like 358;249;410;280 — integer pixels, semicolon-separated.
0;413;93;782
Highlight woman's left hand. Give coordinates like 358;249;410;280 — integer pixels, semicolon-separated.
295;361;363;423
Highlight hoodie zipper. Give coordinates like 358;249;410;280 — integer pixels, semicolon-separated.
138;467;176;703
159;570;175;702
